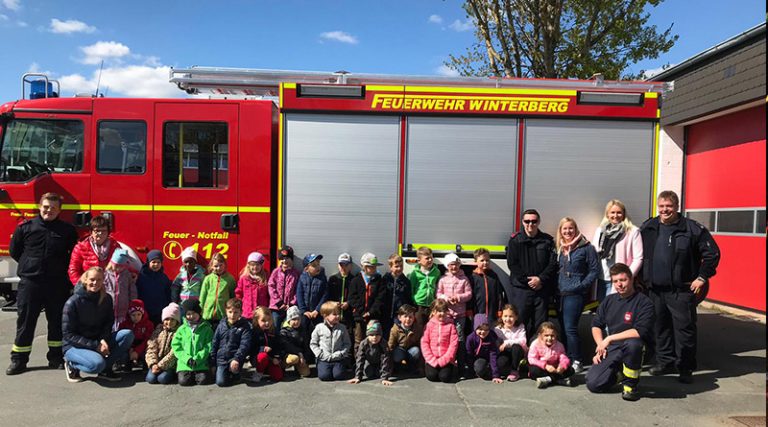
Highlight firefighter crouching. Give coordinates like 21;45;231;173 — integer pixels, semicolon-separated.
6;192;78;375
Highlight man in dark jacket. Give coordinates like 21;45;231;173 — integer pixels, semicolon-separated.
640;191;720;384
7;192;78;375
505;209;558;341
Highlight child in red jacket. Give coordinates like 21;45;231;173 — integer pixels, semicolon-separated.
117;299;154;370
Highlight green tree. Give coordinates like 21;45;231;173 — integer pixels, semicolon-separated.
447;0;678;79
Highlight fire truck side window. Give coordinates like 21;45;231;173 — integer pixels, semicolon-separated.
0;119;84;182
162;122;228;188
97;121;147;174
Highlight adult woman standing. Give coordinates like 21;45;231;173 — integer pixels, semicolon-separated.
62;267;134;382
68;216;120;286
556;217;600;374
591;200;644;300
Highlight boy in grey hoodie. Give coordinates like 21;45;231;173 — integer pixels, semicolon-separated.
310;301;351;381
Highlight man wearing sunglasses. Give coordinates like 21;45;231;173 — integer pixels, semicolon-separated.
505;209;558;341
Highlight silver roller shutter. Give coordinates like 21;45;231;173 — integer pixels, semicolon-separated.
405;117;518;251
522;119;654;238
283;114;400;266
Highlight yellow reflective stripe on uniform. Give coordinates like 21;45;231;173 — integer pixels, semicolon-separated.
584;301;600;311
12;345;32;353
623;364;641;379
623;385;634;393
47;340;62;347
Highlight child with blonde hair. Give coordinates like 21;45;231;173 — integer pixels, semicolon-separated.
199;252;237;325
310;301;352;381
235;252;270;319
250;306;284;382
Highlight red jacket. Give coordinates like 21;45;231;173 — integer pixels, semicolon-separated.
117;299;154;355
420;316;458;368
235;274;270;319
68;237;120;285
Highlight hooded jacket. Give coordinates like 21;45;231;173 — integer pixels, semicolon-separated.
557;236;600;295
408;266;440;307
437;270;472;320
387;318;422;351
62;285;114;354
267;266;300;310
420;316;458;368
297;269;328;314
235;274;270;319
10;215;78;284
466;329;500;378
210;317;253;367
349;272;386;322
136;263;172;323
117;299;154;355
199;271;237;321
172;265;206;302
67;236;120;285
309;321;351;362
171;319;214;372
355;337;392;380
145;323;178;371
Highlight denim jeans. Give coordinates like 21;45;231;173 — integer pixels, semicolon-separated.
215;365;241;387
64;329;134;374
317;359;349;381
146;369;176;384
558;293;585;363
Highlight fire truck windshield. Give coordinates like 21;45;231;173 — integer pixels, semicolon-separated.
0;119;84;182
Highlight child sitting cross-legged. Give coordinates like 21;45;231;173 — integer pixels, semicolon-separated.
348;320;393;386
528;321;575;388
310;301;352;381
210;298;252;387
465;314;503;384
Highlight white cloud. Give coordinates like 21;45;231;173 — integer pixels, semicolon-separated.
643;64;675;79
2;0;20;11
50;18;96;34
60;65;180;98
436;64;460;77
27;62;51;75
79;41;130;65
428;14;443;24
319;30;358;44
16;20;25;26
449;19;473;32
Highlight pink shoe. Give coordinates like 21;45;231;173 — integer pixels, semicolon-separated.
507;371;520;382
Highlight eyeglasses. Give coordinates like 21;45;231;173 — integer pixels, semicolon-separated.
523;220;538;225
91;228;109;234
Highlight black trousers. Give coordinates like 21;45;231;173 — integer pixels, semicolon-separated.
650;287;697;371
528;365;574;381
507;286;548;342
425;363;457;383
586;338;645;393
12;280;70;364
178;370;211;386
497;344;526;376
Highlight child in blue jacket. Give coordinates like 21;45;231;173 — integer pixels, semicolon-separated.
210;298;252;387
136;250;172;325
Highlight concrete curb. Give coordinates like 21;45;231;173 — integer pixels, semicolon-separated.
700;301;766;324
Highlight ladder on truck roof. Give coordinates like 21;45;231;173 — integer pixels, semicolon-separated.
169;66;668;97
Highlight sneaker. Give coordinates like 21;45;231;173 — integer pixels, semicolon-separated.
506;371;520;382
5;360;27;376
622;388;640;401
572;360;583;374
556;377;573;387
649;364;676;376
97;370;122;382
65;362;83;383
678;370;693;384
536;376;552;389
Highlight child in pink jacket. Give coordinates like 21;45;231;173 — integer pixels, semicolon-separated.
421;299;458;383
235;252;270;319
437;253;472;375
527;321;574;388
268;246;300;328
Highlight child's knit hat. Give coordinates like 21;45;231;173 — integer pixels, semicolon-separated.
443;252;461;266
110;248;132;266
366;320;382;336
181;247;197;262
146;249;163;263
473;313;490;330
286;305;301;322
127;299;145;316
162;302;181;323
181;299;202;316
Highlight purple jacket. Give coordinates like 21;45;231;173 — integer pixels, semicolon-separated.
267;267;300;310
465;329;500;379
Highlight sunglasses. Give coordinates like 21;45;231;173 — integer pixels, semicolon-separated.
523;220;538;225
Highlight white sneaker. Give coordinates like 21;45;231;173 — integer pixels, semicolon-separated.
64;361;83;383
572;360;583;373
536;376;552;389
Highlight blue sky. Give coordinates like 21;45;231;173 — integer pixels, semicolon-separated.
0;0;764;101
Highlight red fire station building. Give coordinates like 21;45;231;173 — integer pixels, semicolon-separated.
651;23;766;313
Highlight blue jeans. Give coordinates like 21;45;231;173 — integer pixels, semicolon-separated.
215;365;241;387
64;329;134;374
146;369;176;384
317;359;348;381
272;310;286;331
558;294;585;363
392;346;422;373
596;279;613;302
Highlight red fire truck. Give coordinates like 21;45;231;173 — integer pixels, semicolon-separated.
0;68;664;303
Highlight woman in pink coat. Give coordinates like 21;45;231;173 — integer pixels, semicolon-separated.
591;199;643;300
421;299;458;383
68;216;120;286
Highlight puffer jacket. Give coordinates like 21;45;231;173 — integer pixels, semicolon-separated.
466;329;500;378
145;324;178;371
172;265;206;302
117;300;154;355
210;317;252;366
11;215;78;284
309;321;351;362
408;266;440;307
104;268;137;331
199;272;237;321
280;321;304;356
420;316;458;368
355;337;392;380
557;236;600;295
171;320;214;372
387;318;422;351
235;274;270;319
62;286;114;354
437;271;472;319
68;237;120;285
267;266;300;310
494;323;528;352
297;269;328;314
527;337;570;371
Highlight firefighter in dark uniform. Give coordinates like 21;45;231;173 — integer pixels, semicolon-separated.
6;192;78;375
586;263;654;401
505;209;558;341
640;190;720;384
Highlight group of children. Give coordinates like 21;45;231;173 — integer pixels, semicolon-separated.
100;244;577;389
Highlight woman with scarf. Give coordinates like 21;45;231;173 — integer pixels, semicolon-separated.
68;216;121;286
590;200;644;301
556;217;600;374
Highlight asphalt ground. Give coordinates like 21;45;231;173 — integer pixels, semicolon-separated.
0;303;764;427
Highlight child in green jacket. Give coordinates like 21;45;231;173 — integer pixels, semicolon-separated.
171;299;214;386
199;252;237;324
407;246;441;328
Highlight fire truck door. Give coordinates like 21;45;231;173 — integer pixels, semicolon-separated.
153;103;239;272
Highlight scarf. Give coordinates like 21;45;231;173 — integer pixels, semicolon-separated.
90;236;110;261
598;223;626;260
560;233;584;259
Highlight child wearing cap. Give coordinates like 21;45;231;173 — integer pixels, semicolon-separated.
171;299;214;386
117;299;155;371
136;249;172;325
349;320;393;385
381;253;413;338
268;246;300;329
310;301;352;381
437;252;473;377
171;247;206;303
465;314;503;383
349;253;386;352
145;302;181;384
408;246;441;329
200;252;237;325
297;253;328;357
328;253;356;340
105;248;139;331
235;251;270;319
280;306;310;377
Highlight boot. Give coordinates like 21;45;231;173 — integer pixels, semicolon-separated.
6;360;27;375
